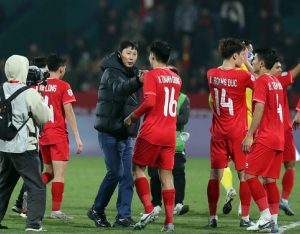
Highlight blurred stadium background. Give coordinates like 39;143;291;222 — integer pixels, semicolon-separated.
0;0;299;156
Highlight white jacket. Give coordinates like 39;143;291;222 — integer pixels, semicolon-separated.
0;55;51;153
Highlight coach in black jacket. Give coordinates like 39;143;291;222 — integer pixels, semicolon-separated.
88;41;143;228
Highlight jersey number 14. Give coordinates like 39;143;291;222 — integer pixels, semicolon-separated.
214;88;234;116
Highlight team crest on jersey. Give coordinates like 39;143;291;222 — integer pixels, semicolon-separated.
281;72;288;77
67;89;73;96
250;74;255;81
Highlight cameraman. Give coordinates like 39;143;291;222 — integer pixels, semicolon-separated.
0;55;51;231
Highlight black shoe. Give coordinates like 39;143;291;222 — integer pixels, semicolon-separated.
0;224;8;229
112;217;136;228
205;218;217;228
87;208;111;227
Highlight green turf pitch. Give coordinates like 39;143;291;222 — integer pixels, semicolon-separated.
2;157;300;233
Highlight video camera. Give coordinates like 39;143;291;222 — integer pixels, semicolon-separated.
26;66;50;86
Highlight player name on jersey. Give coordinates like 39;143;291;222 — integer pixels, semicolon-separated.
39;84;57;92
209;76;237;87
158;75;181;85
267;81;283;91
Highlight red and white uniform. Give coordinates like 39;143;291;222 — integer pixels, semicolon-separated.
277;71;296;162
297;99;300;111
132;68;182;170
38;78;76;162
246;74;285;179
207;68;254;170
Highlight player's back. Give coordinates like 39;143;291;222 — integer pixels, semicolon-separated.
253;74;284;151
138;68;182;147
38;78;75;144
207;67;253;139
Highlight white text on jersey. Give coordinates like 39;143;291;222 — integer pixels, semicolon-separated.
39;84;57;92
157;76;181;85
209;76;237;87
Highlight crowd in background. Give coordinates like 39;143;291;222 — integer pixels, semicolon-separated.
0;0;299;94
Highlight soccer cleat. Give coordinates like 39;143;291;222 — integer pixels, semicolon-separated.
112;216;136;227
133;208;160;230
0;224;8;229
12;205;22;214
270;222;279;233
240;218;255;227
246;217;272;231
173;203;189;215
223;188;237;214
205;218;217;228
87;208;111;227
280;199;295;216
25;226;47;232
50;210;74;220
153;205;162;218
161;223;175;232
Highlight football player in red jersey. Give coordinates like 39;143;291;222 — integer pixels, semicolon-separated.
270;62;300;216
124;40;182;232
206;38;254;228
242;48;284;232
38;54;83;219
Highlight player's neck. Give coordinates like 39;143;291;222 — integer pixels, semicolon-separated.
220;60;236;70
49;71;61;79
152;61;167;69
257;68;270;76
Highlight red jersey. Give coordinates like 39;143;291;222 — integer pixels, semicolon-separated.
276;71;293;130
296;99;300;111
207;68;254;139
38;78;76;145
134;68;182;147
252;74;284;151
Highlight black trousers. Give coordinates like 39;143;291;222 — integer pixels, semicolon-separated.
15;151;44;208
0;150;46;229
148;152;186;207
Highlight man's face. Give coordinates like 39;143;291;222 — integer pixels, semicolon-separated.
148;52;155;68
252;54;261;74
234;51;245;67
119;47;138;68
270;62;282;76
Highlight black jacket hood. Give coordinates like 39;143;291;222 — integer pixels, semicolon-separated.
100;52;138;77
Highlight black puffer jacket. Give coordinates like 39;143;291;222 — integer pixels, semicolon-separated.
94;52;142;139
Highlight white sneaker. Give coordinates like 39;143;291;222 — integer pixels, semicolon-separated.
153;205;162;217
246;217;272;231
134;208;160;230
173;203;189;215
25;226;47;232
50;211;73;220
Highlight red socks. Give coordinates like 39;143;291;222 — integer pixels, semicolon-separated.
52;182;64;211
264;182;280;215
240;181;252;217
246;177;269;212
41;172;53;184
162;189;175;224
207;179;220;216
281;168;294;200
135;177;153;213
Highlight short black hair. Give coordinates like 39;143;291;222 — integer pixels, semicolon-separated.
118;40;138;52
149;40;171;64
255;48;280;70
47;53;67;71
241;39;252;47
218;38;245;59
31;56;47;68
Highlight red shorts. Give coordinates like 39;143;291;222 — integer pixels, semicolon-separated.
283;129;296;162
210;136;246;171
132;137;175;170
245;143;283;179
40;141;70;163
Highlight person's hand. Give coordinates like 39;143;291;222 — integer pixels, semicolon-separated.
292;119;300;131
75;137;83;154
138;70;147;83
242;133;253;153
124;113;137;127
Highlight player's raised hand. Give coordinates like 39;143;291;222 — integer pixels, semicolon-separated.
124;112;136;127
75;137;83;154
242;133;253;153
138;70;147;83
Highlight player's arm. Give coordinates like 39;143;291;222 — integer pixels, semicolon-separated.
290;63;300;80
177;96;190;126
292;100;300;130
64;103;83;154
123;93;155;127
242;102;264;153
